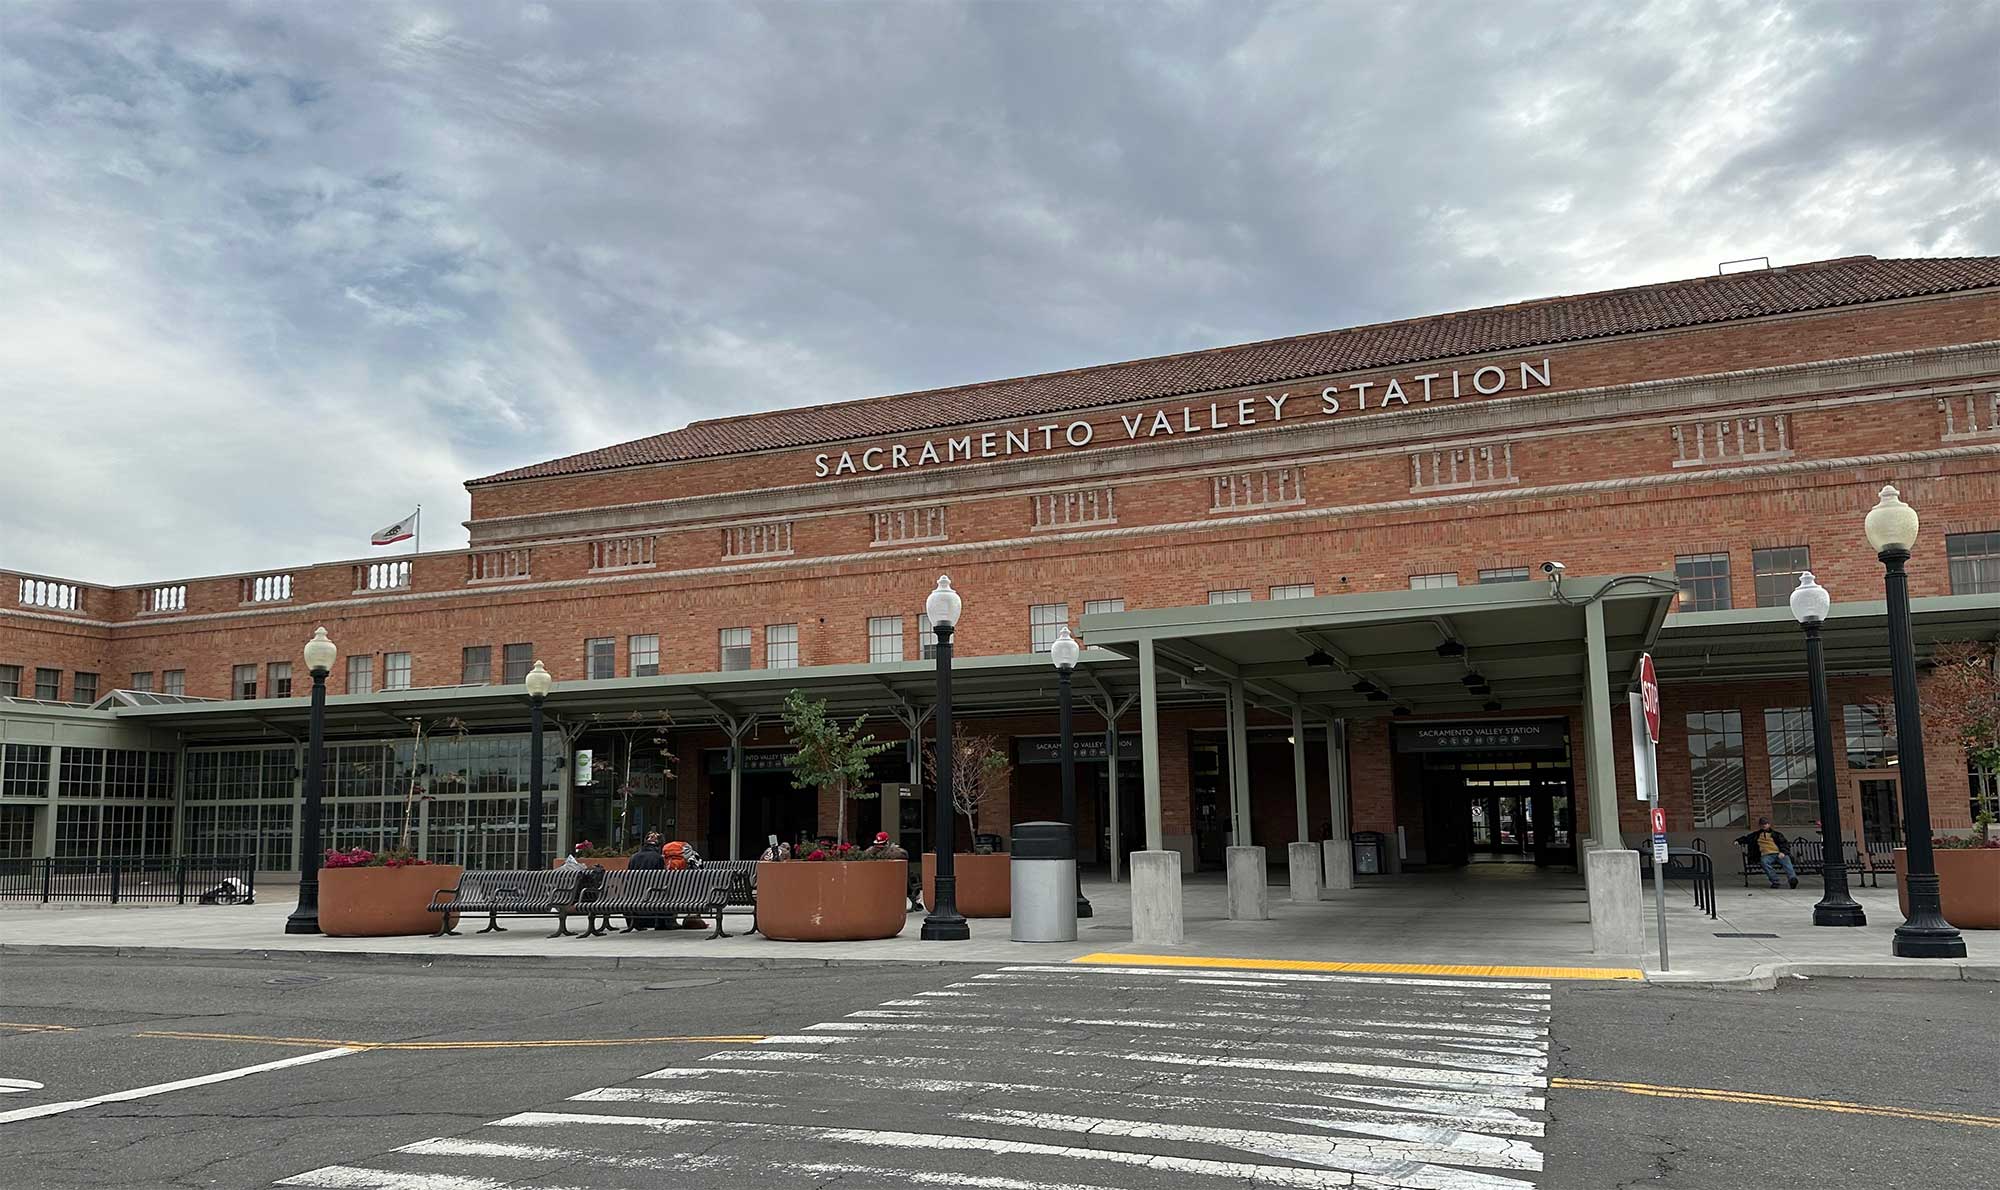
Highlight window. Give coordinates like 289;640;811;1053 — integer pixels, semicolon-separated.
629;634;660;677
1686;710;1747;828
1946;531;2000;595
1842;704;1896;769
1675;553;1732;611
1030;603;1069;652
461;646;492;685
585;637;616;681
162;670;185;696
1409;573;1459;590
35;669;61;700
1206;589;1251;605
868;617;905;664
1752;546;1810;608
346;656;373;695
1083;598;1126;615
918;614;939;660
73;672;98;704
129;671;153;692
1270;584;1315;600
1972;762;1999;823
383;652;412;691
1479;567;1531;584
766;624;799;669
268;662;292;698
1763;708;1819;826
0;666;18;697
719;628;752;672
502;643;533;685
230;665;257;700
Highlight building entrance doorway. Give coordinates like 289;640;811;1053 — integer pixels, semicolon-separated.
1394;720;1576;869
1858;778;1901;848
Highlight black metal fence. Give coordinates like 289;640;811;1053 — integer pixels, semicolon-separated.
0;856;256;905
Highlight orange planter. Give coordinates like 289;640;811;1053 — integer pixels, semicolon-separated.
756;859;908;941
554;856;632;871
1895;847;2000;929
320;864;464;937
921;852;1011;918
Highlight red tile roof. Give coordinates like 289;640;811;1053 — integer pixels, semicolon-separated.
470;255;2000;486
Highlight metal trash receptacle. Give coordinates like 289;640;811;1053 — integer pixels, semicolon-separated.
1352;831;1384;876
1011;821;1077;942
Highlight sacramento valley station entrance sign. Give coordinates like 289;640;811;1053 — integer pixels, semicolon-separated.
814;356;1555;478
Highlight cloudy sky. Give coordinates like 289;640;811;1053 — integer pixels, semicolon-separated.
3;1;1995;584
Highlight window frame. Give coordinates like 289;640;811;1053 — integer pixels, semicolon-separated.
1762;706;1819;826
584;637;617;681
1478;566;1531;584
501;643;533;685
629;634;660;678
1946;530;2000;595
461;646;493;686
1029;603;1069;652
1751;545;1811;609
719;627;752;672
1685;709;1748;829
73;672;98;704
231;664;257;701
346;655;374;695
0;665;19;697
1206;589;1251;605
268;662;292;699
383;651;413;692
1269;584;1316;600
1675;552;1733;612
1408;573;1459;590
162;670;186;696
867;616;905;664
1082;598;1126;616
765;623;799;670
34;668;61;700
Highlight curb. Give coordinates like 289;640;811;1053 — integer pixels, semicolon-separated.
1647;960;2000;991
0;942;992;975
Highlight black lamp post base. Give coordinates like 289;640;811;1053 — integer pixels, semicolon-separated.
1811;899;1866;927
1892;925;1969;958
1077;896;1093;919
283;910;321;935
920;913;970;941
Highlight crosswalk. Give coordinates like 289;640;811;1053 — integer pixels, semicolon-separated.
275;962;1555;1189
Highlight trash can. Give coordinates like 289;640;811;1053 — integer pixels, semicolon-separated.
1352;831;1384;876
1010;821;1078;942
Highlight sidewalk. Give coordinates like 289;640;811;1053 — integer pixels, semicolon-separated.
2;868;1992;989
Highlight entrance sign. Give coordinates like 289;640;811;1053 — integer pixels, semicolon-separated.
1630;690;1671;971
1015;733;1142;765
573;749;593;786
1394;720;1566;753
1638;653;1661;744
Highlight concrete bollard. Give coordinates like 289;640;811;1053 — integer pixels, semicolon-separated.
1129;850;1184;946
1287;841;1322;903
1225;845;1269;920
1585;849;1644;959
1320;837;1354;896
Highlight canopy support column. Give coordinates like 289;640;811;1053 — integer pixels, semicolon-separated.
1322;717;1353;891
1226;678;1251;845
1583;599;1624;851
1290;704;1309;841
1138;639;1164;852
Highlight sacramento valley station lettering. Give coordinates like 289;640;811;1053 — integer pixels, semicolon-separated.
813;356;1554;477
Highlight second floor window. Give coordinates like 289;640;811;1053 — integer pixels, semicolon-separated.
1083;598;1126;615
34;668;61;700
720;627;752;672
918;614;939;660
162;670;185;696
346;655;373;695
1030;603;1068;652
1270;584;1315;600
268;662;292;698
1676;553;1732;612
0;665;20;697
384;652;412;691
1207;589;1251;605
502;643;533;684
630;634;660;677
766;624;799;669
1752;545;1810;608
585;637;616;681
868;616;904;664
73;672;98;704
1479;566;1531;584
1409;573;1459;590
232;665;256;701
1946;530;2000;595
129;671;153;692
462;646;492;685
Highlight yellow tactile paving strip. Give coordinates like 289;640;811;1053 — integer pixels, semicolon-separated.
1071;952;1645;981
1552;1078;2000;1128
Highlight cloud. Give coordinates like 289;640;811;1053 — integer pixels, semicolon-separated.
1;0;1994;583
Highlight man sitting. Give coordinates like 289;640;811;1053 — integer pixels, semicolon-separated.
1737;818;1799;889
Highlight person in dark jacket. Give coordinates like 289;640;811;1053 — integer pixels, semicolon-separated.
1737;818;1798;889
625;832;668;930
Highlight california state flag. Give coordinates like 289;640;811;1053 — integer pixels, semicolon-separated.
371;509;419;546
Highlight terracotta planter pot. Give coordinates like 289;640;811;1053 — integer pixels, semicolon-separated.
1894;847;2000;929
921;852;1012;917
320;864;464;937
756;859;908;941
554;856;631;871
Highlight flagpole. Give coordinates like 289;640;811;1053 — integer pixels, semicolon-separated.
414;505;421;556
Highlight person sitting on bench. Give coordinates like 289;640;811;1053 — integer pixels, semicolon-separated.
1737;818;1798;889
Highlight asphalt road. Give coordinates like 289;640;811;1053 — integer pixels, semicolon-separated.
0;955;1992;1189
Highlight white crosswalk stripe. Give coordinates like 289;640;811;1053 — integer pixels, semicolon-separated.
275;963;1557;1189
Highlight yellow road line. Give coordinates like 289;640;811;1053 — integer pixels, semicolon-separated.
1071;952;1645;981
134;1030;766;1051
1552;1078;2000;1128
0;1022;77;1034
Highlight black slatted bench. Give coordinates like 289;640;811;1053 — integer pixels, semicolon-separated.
570;869;734;939
699;860;760;931
428;867;592;938
1860;841;1898;888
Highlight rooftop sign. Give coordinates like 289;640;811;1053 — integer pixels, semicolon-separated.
813;357;1553;479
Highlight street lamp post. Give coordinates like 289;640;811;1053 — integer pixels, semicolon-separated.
285;627;336;935
1789;573;1865;927
525;661;554;869
921;576;970;941
1864;486;1967;958
1049;626;1093;919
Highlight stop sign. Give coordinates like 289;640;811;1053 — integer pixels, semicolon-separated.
1639;653;1661;744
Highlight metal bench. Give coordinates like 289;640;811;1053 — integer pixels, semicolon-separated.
1859;841;1898;888
427;867;592;938
571;869;734;939
699;860;760;930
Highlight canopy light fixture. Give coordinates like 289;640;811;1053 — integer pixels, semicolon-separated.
1305;648;1336;668
1482;699;1502;712
1352;678;1379;695
1366;690;1390;702
1434;639;1466;658
1460;672;1487;688
1391;706;1413;717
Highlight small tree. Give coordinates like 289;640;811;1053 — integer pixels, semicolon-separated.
925;732;1008;850
396;715;466;854
1922;641;2000;837
780;690;894;843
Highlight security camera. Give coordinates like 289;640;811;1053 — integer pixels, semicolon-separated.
1541;561;1566;577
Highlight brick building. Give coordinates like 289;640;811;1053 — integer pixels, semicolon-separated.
3;254;1997;888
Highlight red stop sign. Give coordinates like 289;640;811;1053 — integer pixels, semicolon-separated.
1639;653;1661;744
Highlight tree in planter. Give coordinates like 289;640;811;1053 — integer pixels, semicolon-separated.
1921;641;2000;841
395;715;467;854
781;690;894;844
924;732;1008;852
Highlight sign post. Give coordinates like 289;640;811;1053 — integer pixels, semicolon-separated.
1633;653;1669;971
